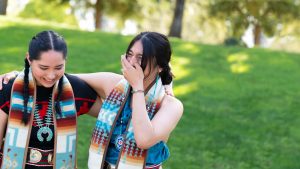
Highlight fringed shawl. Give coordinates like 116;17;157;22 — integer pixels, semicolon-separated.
1;70;77;169
88;77;165;169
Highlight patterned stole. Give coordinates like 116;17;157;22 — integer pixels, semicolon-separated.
88;77;165;169
0;70;77;169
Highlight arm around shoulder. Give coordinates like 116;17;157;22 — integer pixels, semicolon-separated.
73;72;123;99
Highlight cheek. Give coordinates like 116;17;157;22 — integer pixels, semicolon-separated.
31;67;44;78
57;69;65;77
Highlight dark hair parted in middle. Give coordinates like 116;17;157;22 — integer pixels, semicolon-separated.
22;30;67;124
126;32;174;85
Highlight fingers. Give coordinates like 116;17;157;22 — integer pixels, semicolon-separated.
134;62;142;72
3;76;9;84
121;55;133;70
0;75;8;90
121;54;126;64
0;71;19;90
121;55;127;70
164;84;174;97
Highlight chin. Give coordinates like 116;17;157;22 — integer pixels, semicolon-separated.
38;80;56;88
41;83;55;88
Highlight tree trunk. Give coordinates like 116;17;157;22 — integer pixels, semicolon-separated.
253;24;261;46
94;0;103;30
0;0;8;15
169;0;185;38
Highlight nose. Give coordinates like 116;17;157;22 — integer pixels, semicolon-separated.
46;72;56;80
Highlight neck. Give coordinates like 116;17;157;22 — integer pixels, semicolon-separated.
143;74;158;93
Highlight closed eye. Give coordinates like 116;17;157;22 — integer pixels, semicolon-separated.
126;53;133;58
40;67;48;70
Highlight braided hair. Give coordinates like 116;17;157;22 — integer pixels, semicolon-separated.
22;30;67;124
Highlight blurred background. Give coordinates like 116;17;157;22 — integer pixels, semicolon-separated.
1;0;300;169
2;0;300;52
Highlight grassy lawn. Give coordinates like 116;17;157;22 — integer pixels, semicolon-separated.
1;16;300;169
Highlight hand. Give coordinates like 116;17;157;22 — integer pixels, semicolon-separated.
0;71;18;90
164;82;174;96
121;55;144;90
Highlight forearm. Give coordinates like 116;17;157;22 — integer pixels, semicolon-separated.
73;73;106;99
73;72;122;100
131;92;157;149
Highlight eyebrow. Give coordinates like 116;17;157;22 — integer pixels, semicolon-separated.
39;64;64;68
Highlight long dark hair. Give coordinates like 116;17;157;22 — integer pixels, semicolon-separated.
22;30;67;124
126;32;173;85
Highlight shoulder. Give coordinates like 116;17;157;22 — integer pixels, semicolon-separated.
161;95;183;116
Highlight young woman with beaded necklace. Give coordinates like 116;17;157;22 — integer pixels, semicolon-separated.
0;30;101;169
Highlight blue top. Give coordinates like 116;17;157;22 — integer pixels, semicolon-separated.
105;95;170;165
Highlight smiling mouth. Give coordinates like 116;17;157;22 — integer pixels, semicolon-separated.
43;79;55;84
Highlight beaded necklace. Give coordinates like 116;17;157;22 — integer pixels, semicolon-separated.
34;94;53;142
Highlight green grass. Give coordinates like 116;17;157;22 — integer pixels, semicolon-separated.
1;16;300;169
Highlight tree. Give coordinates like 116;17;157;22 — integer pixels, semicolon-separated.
209;0;300;46
94;0;103;29
66;0;139;30
0;0;8;15
169;0;185;38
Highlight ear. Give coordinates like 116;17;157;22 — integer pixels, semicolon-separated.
158;67;163;73
26;52;31;65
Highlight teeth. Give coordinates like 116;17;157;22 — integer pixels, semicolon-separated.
44;79;54;83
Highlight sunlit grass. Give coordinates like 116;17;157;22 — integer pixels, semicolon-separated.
227;52;251;74
172;56;190;80
173;81;198;96
177;42;201;54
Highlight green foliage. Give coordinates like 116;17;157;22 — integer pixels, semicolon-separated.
209;0;300;37
19;0;77;26
64;0;140;29
1;17;300;169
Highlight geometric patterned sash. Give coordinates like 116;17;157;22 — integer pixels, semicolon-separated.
0;69;77;169
88;77;165;169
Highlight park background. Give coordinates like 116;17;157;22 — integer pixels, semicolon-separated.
1;0;300;168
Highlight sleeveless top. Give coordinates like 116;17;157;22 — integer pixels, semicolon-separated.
105;95;170;166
